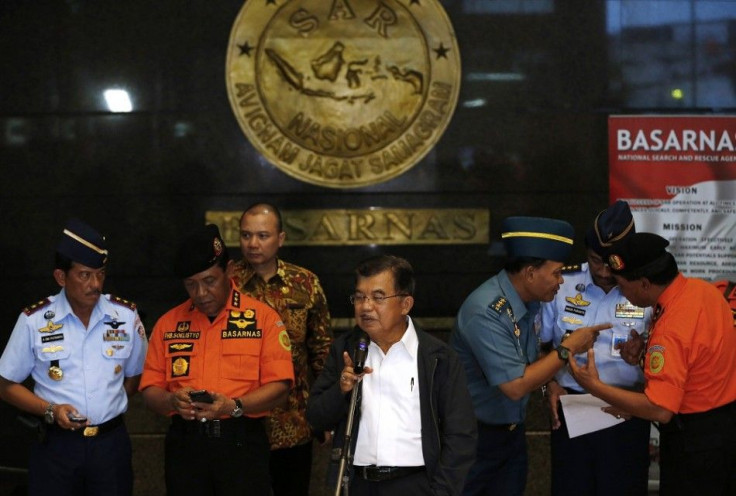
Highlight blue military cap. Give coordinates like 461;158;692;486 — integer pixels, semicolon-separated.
175;224;229;278
56;218;108;268
608;232;670;277
501;216;575;262
585;200;635;256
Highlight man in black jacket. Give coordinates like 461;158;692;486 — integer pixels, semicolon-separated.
307;255;477;496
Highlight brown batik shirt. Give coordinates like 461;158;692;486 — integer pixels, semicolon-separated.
231;258;333;449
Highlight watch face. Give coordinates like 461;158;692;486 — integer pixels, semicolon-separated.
558;347;570;361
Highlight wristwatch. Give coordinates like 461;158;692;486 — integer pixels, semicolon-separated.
556;345;571;362
44;403;56;424
230;398;243;418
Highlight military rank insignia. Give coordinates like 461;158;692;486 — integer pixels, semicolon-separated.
489;297;508;315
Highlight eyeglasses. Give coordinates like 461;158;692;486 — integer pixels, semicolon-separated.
349;294;407;305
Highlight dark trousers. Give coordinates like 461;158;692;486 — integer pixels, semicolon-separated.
462;422;527;496
351;470;431;496
270;441;313;496
165;416;270;496
551;401;650;496
658;401;736;496
28;422;132;496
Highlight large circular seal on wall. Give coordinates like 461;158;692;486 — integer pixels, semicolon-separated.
226;0;460;188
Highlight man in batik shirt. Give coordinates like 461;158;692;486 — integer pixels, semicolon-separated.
230;202;333;496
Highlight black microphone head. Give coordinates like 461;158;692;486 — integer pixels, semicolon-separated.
353;334;370;374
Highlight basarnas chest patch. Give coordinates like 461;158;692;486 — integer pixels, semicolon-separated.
222;310;262;338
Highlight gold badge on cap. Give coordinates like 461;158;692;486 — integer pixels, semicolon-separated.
608;254;625;271
213;236;224;256
48;365;63;381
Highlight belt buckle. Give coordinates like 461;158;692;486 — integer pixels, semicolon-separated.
83;426;99;437
208;420;221;438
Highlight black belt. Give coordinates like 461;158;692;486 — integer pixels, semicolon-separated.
354;466;424;482
170;414;262;438
478;421;520;432
50;414;124;437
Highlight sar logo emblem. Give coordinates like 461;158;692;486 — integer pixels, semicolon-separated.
278;329;292;352
648;351;665;374
226;0;461;188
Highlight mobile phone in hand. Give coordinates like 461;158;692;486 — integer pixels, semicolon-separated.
189;389;214;404
68;413;88;423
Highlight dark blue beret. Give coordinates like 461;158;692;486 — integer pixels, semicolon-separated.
56;218;108;268
175;224;228;278
608;232;669;276
585;200;636;256
501;216;575;262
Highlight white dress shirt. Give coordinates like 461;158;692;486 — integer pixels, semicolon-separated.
354;317;424;467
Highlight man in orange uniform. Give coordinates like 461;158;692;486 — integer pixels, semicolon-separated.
139;224;294;496
569;232;736;496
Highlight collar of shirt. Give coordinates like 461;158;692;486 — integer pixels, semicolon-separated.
58;288;112;329
239;258;287;286
498;269;538;322
368;316;418;359
400;316;419;359
655;272;686;315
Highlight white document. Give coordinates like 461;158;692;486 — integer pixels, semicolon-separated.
559;393;625;438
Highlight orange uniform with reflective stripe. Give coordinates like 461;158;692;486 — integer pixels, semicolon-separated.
139;284;294;417
644;274;736;414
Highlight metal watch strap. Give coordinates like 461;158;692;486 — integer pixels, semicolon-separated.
44;403;56;424
231;397;243;417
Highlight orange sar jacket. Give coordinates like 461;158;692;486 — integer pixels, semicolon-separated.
139;283;294;418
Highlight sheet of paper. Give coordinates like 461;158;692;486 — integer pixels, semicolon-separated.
559;393;625;438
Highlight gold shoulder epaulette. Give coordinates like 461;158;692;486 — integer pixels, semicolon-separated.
23;298;51;316
110;295;137;310
562;264;582;274
488;296;509;315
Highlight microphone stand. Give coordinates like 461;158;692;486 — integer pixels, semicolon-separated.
334;379;360;496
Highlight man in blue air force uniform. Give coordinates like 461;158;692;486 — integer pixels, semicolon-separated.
0;218;148;496
540;201;652;495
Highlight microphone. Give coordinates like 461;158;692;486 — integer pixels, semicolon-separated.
353;334;370;374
